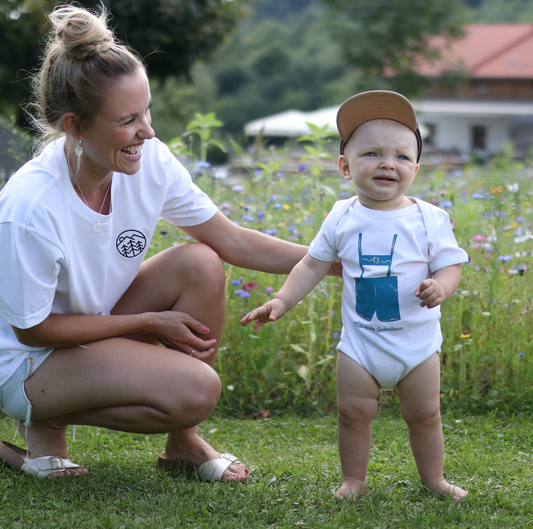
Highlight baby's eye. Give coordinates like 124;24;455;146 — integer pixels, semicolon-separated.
365;152;378;157
123;118;135;126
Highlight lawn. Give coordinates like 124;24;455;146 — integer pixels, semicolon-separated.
0;412;532;528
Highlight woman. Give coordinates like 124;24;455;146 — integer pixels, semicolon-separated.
0;5;325;478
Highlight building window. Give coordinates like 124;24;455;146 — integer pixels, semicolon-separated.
473;80;488;94
471;125;487;150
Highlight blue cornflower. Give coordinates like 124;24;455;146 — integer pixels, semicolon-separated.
257;211;266;218
440;200;453;208
498;255;513;262
231;280;241;286
234;290;251;299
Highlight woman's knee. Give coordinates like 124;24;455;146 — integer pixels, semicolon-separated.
171;243;225;293
166;362;221;424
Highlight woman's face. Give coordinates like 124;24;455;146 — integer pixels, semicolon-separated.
78;68;155;180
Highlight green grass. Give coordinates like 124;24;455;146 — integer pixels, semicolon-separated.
1;411;532;528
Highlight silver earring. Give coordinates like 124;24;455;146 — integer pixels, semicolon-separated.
75;139;83;157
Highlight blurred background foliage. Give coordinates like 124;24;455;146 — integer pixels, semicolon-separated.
0;0;532;149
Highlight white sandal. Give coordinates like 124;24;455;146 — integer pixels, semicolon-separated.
0;441;90;478
157;450;249;482
21;456;87;477
196;452;249;482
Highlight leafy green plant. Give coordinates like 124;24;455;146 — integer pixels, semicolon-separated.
181;112;226;163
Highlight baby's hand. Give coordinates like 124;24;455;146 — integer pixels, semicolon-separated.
240;299;287;334
415;279;446;309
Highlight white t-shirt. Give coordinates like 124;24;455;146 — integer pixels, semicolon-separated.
309;197;469;388
0;137;217;386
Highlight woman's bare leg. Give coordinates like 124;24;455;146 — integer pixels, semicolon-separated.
111;243;245;478
21;242;245;478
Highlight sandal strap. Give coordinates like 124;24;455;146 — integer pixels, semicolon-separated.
21;456;81;477
197;452;242;481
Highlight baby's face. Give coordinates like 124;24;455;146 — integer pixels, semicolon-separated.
338;119;420;210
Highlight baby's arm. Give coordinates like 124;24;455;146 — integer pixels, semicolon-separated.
415;264;462;309
240;253;333;333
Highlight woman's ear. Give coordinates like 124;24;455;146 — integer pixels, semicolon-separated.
338;155;351;180
62;112;80;139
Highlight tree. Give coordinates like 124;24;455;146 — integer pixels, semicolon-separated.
181;4;353;137
320;0;468;97
0;0;247;127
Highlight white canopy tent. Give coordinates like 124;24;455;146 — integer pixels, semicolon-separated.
244;105;429;139
244;107;339;137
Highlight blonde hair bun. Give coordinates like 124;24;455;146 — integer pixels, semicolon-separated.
50;5;114;60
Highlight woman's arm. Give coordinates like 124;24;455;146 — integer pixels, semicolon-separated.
183;210;342;276
12;310;215;352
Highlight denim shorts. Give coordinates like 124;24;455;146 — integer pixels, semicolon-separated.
0;351;53;427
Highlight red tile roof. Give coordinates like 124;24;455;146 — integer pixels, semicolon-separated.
418;24;533;79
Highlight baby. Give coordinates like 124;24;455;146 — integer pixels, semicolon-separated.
241;90;469;500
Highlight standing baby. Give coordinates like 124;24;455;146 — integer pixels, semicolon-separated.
241;91;469;500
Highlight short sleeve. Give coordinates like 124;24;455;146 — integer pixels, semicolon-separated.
427;210;469;272
309;202;343;262
0;223;63;329
158;144;217;227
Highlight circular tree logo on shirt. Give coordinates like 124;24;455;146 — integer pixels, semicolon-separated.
116;230;147;258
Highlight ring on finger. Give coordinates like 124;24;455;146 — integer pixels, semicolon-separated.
190;348;195;356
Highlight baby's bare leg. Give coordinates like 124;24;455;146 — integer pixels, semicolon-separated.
335;352;379;499
397;353;468;501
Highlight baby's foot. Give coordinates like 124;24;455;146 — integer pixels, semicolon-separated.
334;479;365;500
428;478;468;501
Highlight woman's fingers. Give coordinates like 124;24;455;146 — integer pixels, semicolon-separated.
176;312;211;335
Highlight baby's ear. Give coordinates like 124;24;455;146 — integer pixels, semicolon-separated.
338;155;351;180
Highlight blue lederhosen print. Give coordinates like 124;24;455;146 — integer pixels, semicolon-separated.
355;233;401;322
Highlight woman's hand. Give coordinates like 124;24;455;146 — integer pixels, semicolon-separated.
148;311;217;359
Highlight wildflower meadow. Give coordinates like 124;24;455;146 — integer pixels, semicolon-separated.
148;117;533;419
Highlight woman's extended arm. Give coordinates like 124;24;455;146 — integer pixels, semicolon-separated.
183;210;341;276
